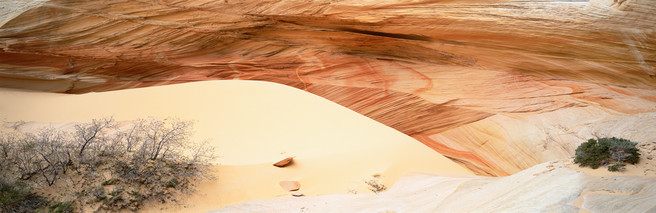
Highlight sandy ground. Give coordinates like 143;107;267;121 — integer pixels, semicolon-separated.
214;160;656;213
0;80;473;211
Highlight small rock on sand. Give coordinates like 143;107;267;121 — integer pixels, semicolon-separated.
273;157;294;167
291;191;304;197
279;180;300;191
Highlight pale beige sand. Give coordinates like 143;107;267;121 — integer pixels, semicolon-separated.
0;80;473;211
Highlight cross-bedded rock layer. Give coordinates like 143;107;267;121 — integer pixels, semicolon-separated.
1;0;655;176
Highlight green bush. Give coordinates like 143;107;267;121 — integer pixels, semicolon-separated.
574;137;640;171
608;163;626;172
166;178;179;188
49;201;74;213
574;139;610;169
0;179;47;212
92;186;107;202
0;180;31;208
605;137;640;164
128;189;144;203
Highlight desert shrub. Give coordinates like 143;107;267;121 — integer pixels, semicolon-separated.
574;139;610;169
0;179;47;213
0;117;215;212
608;163;626;172
128;189;144;202
75;117;115;160
104;187;127;209
604;137;640;164
574;137;640;171
165;178;179;188
0;179;31;208
91;185;107;202
0;133;17;173
49;201;74;213
365;179;387;193
127;189;145;210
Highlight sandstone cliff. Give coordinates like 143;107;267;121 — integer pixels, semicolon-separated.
1;0;655;176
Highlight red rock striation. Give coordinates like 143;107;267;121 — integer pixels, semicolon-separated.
1;0;655;176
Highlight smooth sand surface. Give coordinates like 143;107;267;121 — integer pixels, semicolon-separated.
0;80;473;211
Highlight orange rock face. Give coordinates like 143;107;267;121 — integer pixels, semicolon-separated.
1;0;655;176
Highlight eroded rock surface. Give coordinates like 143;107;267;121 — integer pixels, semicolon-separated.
1;0;655;175
213;161;656;212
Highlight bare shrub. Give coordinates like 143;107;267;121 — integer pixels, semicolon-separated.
0;132;18;174
75;117;115;159
12;134;43;181
0;117;215;211
365;179;387;193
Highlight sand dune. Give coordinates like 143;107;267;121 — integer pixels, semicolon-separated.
0;80;472;211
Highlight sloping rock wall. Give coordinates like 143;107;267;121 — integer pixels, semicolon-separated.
1;0;655;175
